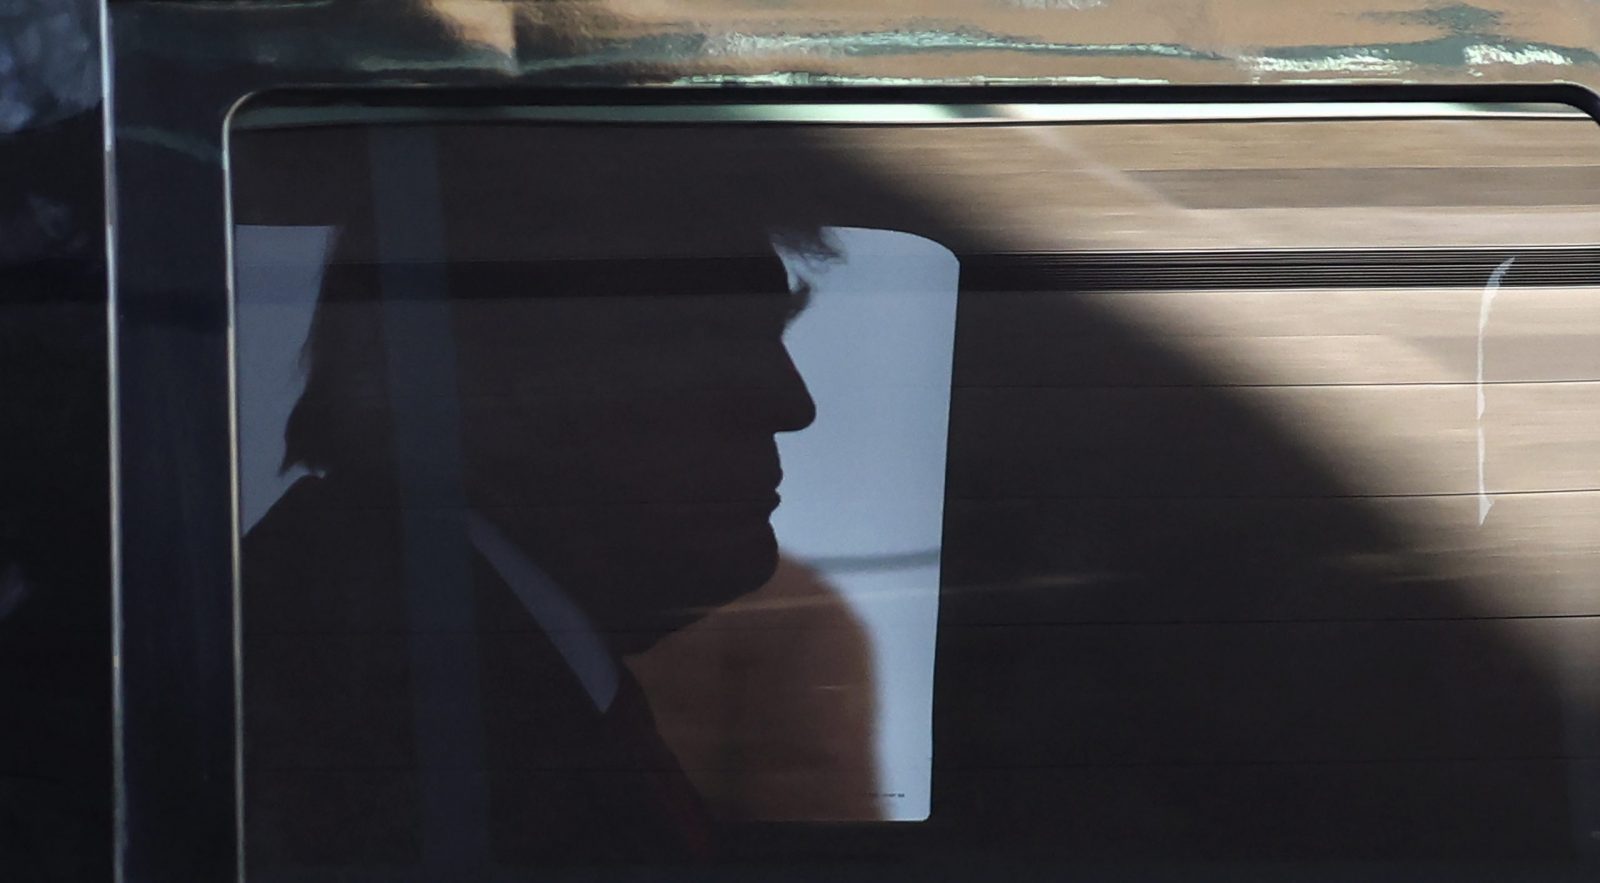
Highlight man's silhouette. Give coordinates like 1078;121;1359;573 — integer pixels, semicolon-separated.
240;125;827;869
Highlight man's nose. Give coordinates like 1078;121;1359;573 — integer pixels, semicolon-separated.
770;348;817;433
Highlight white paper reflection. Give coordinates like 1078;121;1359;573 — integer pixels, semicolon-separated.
775;228;958;821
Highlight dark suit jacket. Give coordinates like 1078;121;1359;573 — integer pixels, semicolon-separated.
243;475;712;872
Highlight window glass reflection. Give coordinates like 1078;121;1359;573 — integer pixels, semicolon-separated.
232;107;1600;876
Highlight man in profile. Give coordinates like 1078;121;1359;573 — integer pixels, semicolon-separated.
240;125;835;870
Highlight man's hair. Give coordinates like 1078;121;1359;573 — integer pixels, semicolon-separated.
258;124;841;479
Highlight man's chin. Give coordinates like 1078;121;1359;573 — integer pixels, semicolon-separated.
600;532;781;651
656;532;781;613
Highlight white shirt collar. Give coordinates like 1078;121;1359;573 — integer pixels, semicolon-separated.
465;512;620;712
